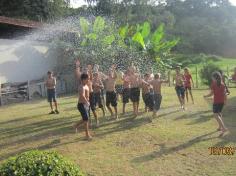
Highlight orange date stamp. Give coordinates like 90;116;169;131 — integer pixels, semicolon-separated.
208;147;236;155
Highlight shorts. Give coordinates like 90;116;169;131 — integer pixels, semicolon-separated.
130;87;140;103
175;86;185;98
106;91;117;107
89;92;96;111
77;103;90;121
213;103;224;113
185;86;192;91
143;92;154;111
47;89;56;102
115;85;123;95
153;93;162;111
94;92;103;108
122;88;130;103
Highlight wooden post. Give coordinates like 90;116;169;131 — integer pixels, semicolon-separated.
27;80;30;100
196;66;198;88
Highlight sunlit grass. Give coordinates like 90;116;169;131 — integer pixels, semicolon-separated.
0;87;236;176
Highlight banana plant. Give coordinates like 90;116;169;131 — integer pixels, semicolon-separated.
118;21;179;67
79;16;115;47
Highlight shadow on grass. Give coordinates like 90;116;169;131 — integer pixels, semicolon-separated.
174;110;211;121
0;113;47;126
131;131;218;163
0;116;79;150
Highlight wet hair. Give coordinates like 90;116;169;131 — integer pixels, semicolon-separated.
212;71;222;87
81;73;89;81
47;71;52;75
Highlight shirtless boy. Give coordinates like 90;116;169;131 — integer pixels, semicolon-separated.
173;66;186;110
45;71;59;114
104;65;118;119
149;73;169;120
142;73;153;113
75;61;99;126
74;73;92;140
93;72;106;117
122;70;131;114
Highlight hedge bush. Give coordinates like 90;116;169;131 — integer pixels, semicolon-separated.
0;150;84;176
200;62;221;86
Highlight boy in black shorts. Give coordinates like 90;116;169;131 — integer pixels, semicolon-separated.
74;73;92;140
129;66;141;117
93;72;106;117
104;65;118;119
173;66;186;110
122;70;130;114
149;73;169;120
45;71;59;114
142;73;154;112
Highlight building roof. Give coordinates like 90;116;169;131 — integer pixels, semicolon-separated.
0;16;42;28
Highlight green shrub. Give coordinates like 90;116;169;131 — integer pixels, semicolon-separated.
0;150;84;176
200;62;221;86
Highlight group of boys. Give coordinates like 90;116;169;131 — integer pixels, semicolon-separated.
72;60;169;139
44;63;196;140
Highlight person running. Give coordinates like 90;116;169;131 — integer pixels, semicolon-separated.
45;71;59;114
122;70;131;114
104;65;118;119
75;61;99;127
142;73;153;113
173;66;186;110
204;71;228;137
149;73;169;120
184;67;194;104
74;73;92;140
93;72;106;117
129;66;141;118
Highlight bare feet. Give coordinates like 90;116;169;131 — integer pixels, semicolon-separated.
219;128;228;137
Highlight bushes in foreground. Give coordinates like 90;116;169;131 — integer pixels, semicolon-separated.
0;150;84;176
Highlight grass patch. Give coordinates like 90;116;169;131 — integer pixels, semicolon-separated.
0;87;236;176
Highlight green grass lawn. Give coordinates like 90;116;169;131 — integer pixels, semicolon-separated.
0;87;236;176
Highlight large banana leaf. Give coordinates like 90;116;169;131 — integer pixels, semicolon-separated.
154;39;179;52
151;23;164;46
141;21;150;39
80;17;89;34
93;16;105;33
132;32;145;49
